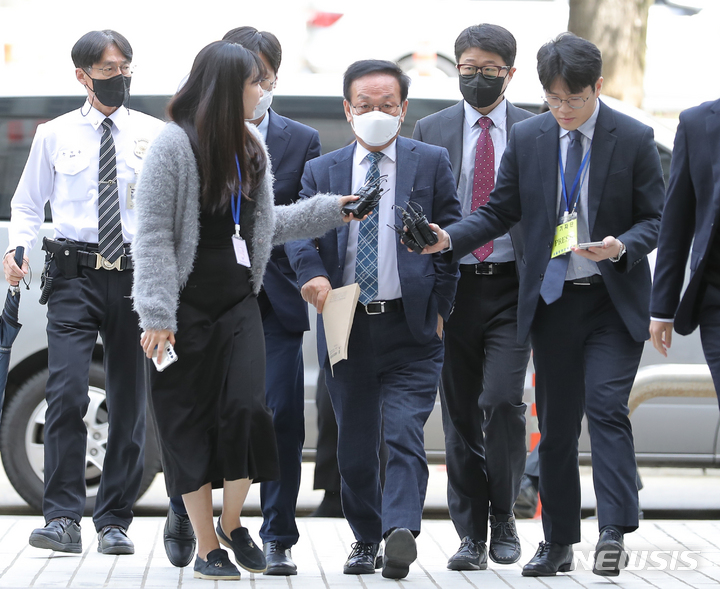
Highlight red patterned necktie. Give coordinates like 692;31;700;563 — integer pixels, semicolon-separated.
471;117;495;262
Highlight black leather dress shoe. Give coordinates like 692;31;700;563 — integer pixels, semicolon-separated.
343;541;382;574
489;514;521;564
29;517;82;553
447;536;488;571
97;525;134;555
382;528;417;579
164;507;196;567
593;527;628;577
513;475;539;519
263;541;297;576
522;541;574;576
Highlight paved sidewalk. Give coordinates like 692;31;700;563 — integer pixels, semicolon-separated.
2;516;720;588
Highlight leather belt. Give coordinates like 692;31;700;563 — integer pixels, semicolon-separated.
78;251;133;271
358;299;403;315
460;261;515;276
567;274;603;286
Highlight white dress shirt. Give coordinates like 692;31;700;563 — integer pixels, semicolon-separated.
557;99;601;280
342;141;402;301
8;101;164;254
457;98;514;264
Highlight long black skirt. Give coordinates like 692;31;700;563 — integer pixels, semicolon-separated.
149;243;280;497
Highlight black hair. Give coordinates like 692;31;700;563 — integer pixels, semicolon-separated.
343;59;411;102
222;26;282;75
168;40;266;212
537;33;602;94
454;24;517;67
71;30;132;69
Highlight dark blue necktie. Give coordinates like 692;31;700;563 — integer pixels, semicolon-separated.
355;152;383;305
540;130;583;305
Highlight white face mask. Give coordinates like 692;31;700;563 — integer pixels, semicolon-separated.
351;110;402;147
249;87;274;121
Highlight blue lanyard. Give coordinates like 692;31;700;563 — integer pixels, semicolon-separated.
558;140;591;215
231;157;242;237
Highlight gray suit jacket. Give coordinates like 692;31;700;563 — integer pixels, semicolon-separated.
412;99;534;264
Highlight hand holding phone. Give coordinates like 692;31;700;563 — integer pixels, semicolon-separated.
152;340;178;372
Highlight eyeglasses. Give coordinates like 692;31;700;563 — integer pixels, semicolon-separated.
86;64;135;78
543;94;591;109
260;77;277;92
456;64;510;80
350;103;402;116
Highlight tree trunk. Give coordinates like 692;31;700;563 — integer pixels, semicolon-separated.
568;0;652;107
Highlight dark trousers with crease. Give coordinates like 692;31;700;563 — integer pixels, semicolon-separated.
44;262;146;531
324;307;443;544
531;282;642;544
441;271;530;542
259;306;305;547
698;282;720;406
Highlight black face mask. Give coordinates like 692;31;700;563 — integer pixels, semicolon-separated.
459;73;506;109
89;73;131;108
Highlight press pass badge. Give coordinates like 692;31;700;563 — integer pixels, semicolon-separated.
126;173;138;209
551;214;578;258
232;232;251;267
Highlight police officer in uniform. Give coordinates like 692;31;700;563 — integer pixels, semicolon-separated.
3;30;164;555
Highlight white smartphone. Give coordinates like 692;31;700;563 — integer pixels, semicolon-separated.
576;241;604;249
152;341;178;372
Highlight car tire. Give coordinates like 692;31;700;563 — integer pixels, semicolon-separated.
0;363;161;513
397;54;458;77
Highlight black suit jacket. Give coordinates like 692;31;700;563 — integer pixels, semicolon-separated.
447;101;665;343
286;136;462;363
263;108;321;333
651;98;720;335
412;99;534;264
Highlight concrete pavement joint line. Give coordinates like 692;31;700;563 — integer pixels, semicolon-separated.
415;560;443;588
304;519;331;589
102;554;119;587
138;517;162;588
0;520;22;579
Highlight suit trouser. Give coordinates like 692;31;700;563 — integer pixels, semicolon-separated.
531;282;642;545
259;307;305;547
440;271;530;542
313;369;341;493
44;263;146;531
698;282;720;405
324;307;443;544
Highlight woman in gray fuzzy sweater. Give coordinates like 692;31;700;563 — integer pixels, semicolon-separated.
131;41;357;580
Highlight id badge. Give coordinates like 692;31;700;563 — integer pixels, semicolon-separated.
550;213;578;258
232;235;251;267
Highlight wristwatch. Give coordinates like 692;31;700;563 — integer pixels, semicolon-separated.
610;240;626;263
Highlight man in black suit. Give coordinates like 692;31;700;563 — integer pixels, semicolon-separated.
287;60;461;580
423;33;664;578
412;24;531;570
650;99;720;393
161;27;321;576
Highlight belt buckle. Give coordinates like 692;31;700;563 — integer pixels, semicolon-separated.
95;254;123;271
365;302;384;315
475;264;493;276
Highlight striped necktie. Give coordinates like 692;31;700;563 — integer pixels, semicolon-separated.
355;151;383;305
98;118;123;263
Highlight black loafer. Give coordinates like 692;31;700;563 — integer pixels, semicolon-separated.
343;541;382;574
489;514;521;564
593;527;628;577
447;536;488;571
522;541;574;576
382;528;417;579
263;541;297;576
97;525;134;555
29;517;82;553
194;548;240;580
216;520;266;573
164;507;196;567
